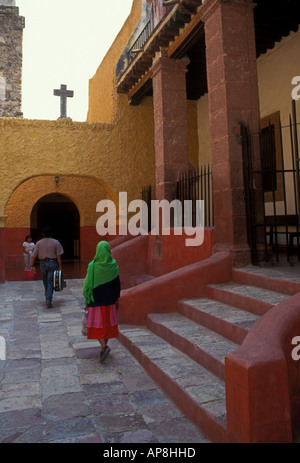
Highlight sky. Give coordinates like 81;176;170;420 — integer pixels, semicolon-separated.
17;0;133;122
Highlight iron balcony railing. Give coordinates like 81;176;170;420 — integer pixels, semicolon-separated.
127;20;152;69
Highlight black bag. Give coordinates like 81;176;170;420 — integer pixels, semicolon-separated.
53;270;67;292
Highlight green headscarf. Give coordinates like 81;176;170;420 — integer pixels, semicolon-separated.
83;241;119;306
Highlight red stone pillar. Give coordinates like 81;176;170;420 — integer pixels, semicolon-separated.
151;55;190;201
201;0;261;266
0;216;7;283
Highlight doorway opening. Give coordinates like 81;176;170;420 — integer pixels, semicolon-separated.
30;194;80;261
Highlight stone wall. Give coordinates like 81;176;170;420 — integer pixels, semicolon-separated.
0;5;24;117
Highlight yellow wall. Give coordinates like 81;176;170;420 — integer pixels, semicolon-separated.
5;176;111;228
257;28;300;126
87;0;199;168
87;0;142;123
257;28;300;214
5;1;298;234
1;93;155;228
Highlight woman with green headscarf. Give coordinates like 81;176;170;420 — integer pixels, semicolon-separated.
83;241;121;362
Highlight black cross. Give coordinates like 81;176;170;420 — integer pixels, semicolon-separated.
53;84;74;119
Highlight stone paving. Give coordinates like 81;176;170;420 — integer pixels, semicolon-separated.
119;325;227;428
0;279;209;443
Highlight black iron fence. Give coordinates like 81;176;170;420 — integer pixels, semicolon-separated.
176;165;214;228
141;165;214;233
242;100;300;265
141;184;152;233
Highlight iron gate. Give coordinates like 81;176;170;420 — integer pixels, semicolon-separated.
141;184;152;233
242;100;300;265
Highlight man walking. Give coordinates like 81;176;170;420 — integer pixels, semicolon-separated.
31;226;64;308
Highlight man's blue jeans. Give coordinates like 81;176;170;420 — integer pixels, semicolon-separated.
40;260;58;303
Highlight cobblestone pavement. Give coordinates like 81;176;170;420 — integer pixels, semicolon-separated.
0;279;209;444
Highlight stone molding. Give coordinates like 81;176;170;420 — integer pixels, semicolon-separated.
198;0;254;22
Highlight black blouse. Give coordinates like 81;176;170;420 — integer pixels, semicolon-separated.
88;276;121;307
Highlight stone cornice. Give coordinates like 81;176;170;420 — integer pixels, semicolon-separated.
198;0;254;22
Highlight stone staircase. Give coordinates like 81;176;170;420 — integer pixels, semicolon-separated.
118;266;299;443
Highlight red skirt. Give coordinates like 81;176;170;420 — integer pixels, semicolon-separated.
86;305;119;340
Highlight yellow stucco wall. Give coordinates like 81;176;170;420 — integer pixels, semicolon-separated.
257;28;300;214
5;176;111;228
4;1;298;234
1;93;155;228
87;0;142;123
257;28;300;126
87;0;199;168
0;0;198;232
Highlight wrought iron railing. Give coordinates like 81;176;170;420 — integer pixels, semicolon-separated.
176;165;214;228
141;165;214;233
141;184;152;233
127;20;152;68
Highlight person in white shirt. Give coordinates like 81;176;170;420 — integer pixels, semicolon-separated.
23;235;35;271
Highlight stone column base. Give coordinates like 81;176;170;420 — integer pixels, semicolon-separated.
213;243;251;268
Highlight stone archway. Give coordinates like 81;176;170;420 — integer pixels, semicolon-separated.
4;175;117;228
30;193;80;261
4;175;118;273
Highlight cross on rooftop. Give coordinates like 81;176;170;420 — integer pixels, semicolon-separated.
53;84;74;119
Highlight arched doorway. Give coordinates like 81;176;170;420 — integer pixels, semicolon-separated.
30;194;80;261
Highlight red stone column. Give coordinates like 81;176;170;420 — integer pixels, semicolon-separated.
151;55;190;201
0;216;7;283
201;0;261;266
